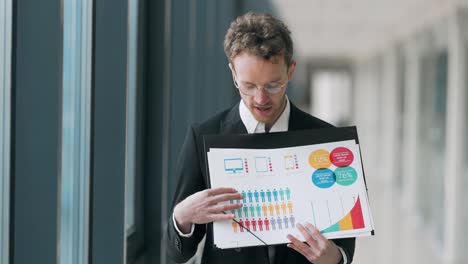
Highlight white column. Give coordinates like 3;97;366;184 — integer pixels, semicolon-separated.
352;58;381;181
443;8;466;264
377;48;400;264
352;56;391;263
0;0;12;263
380;48;399;184
401;38;422;213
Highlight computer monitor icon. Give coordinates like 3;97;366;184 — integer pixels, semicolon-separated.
224;158;244;173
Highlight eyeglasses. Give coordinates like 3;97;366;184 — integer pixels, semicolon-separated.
232;73;288;96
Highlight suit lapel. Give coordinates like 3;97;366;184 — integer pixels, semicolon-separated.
288;102;303;131
220;102;248;134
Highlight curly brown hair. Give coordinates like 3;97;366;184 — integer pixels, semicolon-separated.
223;12;293;67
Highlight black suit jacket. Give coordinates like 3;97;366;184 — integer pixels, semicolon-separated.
165;102;355;264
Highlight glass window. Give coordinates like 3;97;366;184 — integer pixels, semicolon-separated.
59;1;92;263
125;0;139;236
414;20;450;247
462;8;468;263
432;50;448;243
0;0;12;263
417;47;447;244
395;47;406;191
310;70;352;126
464;42;468;263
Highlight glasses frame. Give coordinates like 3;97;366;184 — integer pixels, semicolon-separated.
231;70;289;96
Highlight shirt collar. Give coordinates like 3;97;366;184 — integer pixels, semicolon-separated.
239;96;290;134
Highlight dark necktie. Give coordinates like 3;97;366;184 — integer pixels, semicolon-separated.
268;245;276;264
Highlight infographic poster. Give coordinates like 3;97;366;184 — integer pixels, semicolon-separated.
207;140;374;249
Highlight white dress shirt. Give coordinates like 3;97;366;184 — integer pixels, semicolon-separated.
239;97;290;133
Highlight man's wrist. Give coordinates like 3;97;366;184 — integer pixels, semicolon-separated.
172;212;195;237
173;204;192;233
336;246;347;264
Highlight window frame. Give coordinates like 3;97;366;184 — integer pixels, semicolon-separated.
10;0;62;263
0;0;12;263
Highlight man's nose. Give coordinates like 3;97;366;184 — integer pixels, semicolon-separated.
254;88;269;104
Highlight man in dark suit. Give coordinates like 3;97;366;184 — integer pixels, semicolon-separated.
165;12;355;263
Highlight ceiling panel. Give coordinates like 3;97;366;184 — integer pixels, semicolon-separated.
271;0;455;59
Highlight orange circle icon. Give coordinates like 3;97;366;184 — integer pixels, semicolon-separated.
308;149;331;169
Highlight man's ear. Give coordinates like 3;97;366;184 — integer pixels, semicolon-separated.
228;62;234;72
288;60;297;81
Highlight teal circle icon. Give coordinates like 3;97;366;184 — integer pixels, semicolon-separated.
312;169;336;188
335;167;358;186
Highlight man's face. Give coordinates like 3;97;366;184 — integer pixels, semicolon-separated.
230;52;296;128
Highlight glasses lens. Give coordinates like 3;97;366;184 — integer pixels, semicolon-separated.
240;85;257;95
265;84;283;94
233;76;287;96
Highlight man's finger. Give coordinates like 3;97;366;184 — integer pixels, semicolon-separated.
207;187;237;196
287;234;315;260
296;223;319;250
208;202;243;213
208;213;236;222
304;222;328;249
208;193;243;204
287;243;315;263
287;243;308;258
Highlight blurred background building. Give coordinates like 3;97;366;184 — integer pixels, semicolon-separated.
1;0;467;263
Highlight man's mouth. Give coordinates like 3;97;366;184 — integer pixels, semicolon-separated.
254;105;272;115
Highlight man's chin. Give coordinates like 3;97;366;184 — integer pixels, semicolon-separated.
252;114;274;125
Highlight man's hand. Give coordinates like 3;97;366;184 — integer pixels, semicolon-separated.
174;187;243;233
287;222;342;264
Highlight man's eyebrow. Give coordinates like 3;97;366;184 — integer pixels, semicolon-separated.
239;78;283;85
269;78;282;83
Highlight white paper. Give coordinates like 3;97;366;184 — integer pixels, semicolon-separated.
207;140;374;249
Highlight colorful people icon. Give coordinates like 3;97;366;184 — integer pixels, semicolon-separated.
258;218;263;231
245;219;251;230
247;190;253;203
266;189;272;202
254;190;259;202
287;200;293;214
232;221;238;233
277;217;283;230
279;188;285;201
268;203;274;216
281;202;287;215
274;203;280;215
289;215;295;228
270;217;276;230
273;188;278;201
255;204;261;217
264;218;270;231
239;219;245;232
249;205;255;217
243;204;249;217
237;203;242;218
286;187;291;200
262;204;268;217
252;219;257;231
241;190;247;203
283;215;289;228
260;189;265;202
